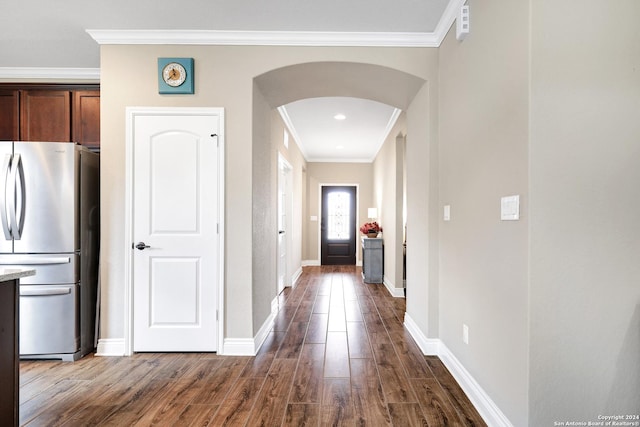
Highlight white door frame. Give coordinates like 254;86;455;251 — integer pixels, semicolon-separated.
123;106;225;355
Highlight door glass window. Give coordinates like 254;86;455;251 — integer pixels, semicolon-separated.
327;191;351;240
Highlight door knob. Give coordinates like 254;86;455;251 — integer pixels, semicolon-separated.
134;242;151;250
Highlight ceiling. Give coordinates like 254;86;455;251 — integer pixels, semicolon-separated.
1;0;454;162
281;97;400;163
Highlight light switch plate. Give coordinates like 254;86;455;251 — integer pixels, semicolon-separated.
443;205;451;221
501;195;520;220
310;216;318;222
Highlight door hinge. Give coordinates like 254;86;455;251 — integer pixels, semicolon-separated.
216;310;219;321
217;223;220;234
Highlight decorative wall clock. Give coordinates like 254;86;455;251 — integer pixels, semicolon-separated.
158;57;194;94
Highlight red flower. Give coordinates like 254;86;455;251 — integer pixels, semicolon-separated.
360;221;382;234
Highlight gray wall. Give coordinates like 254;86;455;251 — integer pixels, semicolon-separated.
405;83;440;338
438;0;530;424
271;110;307;281
440;0;640;424
305;162;374;263
373;113;407;291
252;82;276;333
99;45;436;347
529;0;640;423
94;5;640;422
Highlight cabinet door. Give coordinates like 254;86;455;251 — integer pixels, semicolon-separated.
0;279;18;426
20;90;71;142
0;90;19;141
72;90;100;148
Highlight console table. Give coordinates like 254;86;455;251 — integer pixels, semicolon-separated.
0;269;36;426
361;237;383;283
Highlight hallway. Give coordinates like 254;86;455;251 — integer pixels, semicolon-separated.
19;266;485;426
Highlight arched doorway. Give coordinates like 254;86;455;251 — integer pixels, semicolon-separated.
251;60;427;316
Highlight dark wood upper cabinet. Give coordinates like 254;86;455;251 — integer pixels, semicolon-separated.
0;85;99;148
20;90;71;142
0;90;19;141
73;91;100;148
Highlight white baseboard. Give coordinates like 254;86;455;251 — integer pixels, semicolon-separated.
383;276;405;298
222;338;257;356
403;314;513;427
302;259;320;266
438;344;514;427
292;267;303;287
403;313;439;355
95;338;126;356
223;298;276;356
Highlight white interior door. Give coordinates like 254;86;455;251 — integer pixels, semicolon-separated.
277;157;290;294
132;111;220;352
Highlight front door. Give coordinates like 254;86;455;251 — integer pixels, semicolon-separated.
321;185;357;265
131;109;221;352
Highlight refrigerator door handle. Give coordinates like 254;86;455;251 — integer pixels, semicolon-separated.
9;153;25;240
20;286;72;297
0;154;12;240
0;256;71;265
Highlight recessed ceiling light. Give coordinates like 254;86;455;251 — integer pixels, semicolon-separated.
334;114;346;120
336;145;344;150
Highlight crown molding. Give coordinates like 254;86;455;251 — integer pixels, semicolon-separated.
372;108;403;161
434;0;465;42
0;67;100;81
87;29;443;48
1;1;462;80
277;106;308;159
86;0;464;48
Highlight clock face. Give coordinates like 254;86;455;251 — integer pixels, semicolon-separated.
158;57;194;94
162;62;187;87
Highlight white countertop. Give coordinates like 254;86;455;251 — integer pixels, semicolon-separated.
0;268;36;282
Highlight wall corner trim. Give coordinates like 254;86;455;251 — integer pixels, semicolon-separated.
403;313;439;355
383;276;406;298
222;338;256;356
95;338;126;357
223;309;273;356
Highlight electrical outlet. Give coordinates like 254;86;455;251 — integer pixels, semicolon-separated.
462;324;469;344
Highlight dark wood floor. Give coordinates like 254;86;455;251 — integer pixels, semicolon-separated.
19;265;486;426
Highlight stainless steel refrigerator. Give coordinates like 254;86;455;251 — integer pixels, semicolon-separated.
0;141;99;361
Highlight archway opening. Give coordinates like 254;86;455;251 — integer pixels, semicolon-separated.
250;61;426;319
